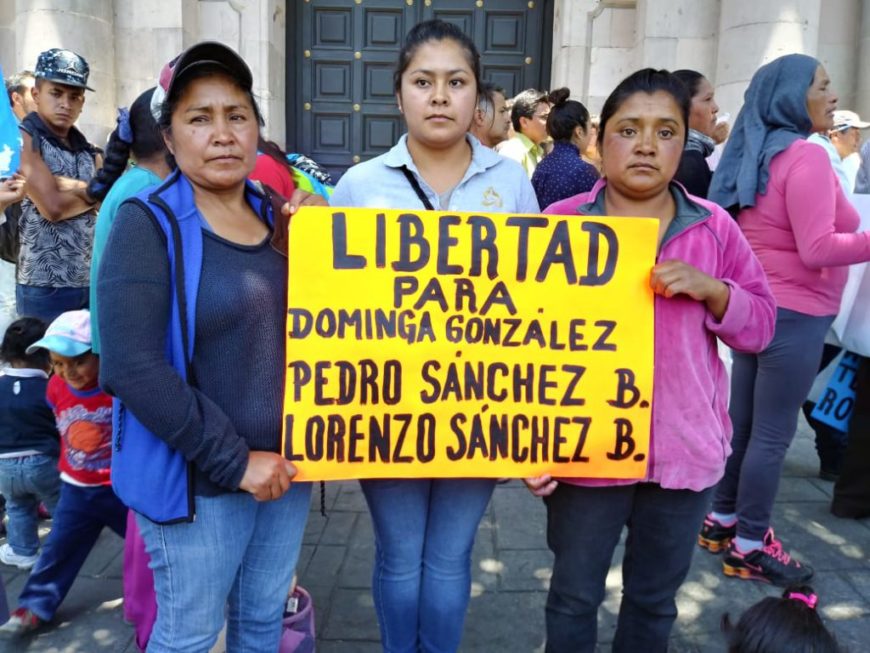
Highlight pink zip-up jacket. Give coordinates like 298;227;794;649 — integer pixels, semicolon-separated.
544;180;776;491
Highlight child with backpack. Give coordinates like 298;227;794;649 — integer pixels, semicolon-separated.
0;317;61;570
0;309;126;636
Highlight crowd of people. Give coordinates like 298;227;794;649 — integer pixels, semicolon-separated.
1;16;869;653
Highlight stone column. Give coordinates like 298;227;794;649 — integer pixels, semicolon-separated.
635;0;720;78
714;0;823;118
550;0;599;101
113;0;191;110
858;0;870;117
0;3;15;73
551;0;638;113
817;0;861;110
197;0;286;143
14;0;117;145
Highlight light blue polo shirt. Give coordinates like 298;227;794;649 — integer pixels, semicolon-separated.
330;134;540;214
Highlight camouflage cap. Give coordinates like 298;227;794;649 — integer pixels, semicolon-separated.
34;48;94;91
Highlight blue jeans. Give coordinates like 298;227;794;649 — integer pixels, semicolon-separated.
136;483;312;653
712;308;834;540
18;482;127;620
0;454;60;555
543;483;712;653
15;284;89;324
360;478;496;653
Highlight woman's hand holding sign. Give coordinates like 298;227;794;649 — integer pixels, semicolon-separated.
282;188;329;217
240;451;298;501
524;474;559;497
650;259;730;320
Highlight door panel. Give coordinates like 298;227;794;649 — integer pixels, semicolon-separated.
292;0;551;180
313;8;353;47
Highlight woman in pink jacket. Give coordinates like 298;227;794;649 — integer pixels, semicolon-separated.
525;68;776;653
703;54;870;587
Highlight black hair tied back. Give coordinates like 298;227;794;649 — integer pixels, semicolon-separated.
721;584;841;653
87;87;166;202
545;87;591;143
547;87;570;109
597;69;690;150
1;317;49;367
394;19;482;95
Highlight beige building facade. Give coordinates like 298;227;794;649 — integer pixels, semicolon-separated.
554;0;870;127
1;0;868;150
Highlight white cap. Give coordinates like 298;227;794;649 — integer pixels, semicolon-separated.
833;110;870;131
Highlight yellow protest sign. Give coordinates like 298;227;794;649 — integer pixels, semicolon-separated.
283;207;657;482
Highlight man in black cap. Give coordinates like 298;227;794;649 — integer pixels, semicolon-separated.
16;48;100;322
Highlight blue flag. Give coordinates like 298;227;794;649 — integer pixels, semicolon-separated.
0;64;22;178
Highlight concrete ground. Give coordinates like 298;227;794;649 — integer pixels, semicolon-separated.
1;417;867;652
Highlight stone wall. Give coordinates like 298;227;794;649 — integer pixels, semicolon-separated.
112;0;189;124
0;1;866;148
551;0;638;113
818;0;862;111
715;0;823;117
550;0;867;121
858;0;870;116
0;0;286;146
5;0;117;145
196;0;287;143
0;2;15;77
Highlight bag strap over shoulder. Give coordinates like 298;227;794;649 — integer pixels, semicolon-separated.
400;166;435;211
127;194;197;386
252;182;290;257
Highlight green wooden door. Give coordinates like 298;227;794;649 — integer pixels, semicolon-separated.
288;0;553;179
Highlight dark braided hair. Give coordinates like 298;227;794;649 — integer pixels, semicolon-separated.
87;87;165;201
258;137;295;178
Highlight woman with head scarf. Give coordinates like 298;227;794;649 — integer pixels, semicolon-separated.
700;54;870;587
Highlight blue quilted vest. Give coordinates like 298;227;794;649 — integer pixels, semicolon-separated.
110;169;274;523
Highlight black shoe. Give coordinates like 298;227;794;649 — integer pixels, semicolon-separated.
722;529;813;587
831;502;870;519
818;468;840;482
698;514;736;553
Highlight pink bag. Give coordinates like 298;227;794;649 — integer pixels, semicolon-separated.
279;586;315;653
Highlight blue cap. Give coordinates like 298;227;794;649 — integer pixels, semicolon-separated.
26;309;92;357
34;49;94;91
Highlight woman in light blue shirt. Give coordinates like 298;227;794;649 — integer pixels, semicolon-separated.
330;19;538;653
88;87;169;355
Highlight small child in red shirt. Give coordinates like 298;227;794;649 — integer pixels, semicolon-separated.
0;310;127;636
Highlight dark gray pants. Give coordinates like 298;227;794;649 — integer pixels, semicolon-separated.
544;483;711;653
712;308;833;540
